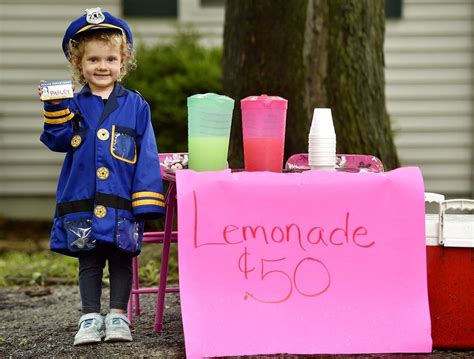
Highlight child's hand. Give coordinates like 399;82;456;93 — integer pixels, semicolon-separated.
37;81;47;99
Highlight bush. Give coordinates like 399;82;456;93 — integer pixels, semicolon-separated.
124;32;223;152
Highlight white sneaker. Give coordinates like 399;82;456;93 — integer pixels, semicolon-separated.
104;313;133;342
73;313;105;346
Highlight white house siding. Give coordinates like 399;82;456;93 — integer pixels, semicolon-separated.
385;0;474;196
0;0;472;219
0;0;122;218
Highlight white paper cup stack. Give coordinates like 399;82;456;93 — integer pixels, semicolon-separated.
308;108;336;170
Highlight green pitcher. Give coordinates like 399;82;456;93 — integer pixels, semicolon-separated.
187;93;235;171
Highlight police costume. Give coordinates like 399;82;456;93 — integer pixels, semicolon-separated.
41;8;165;257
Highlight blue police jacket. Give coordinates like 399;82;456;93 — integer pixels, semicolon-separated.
40;83;165;257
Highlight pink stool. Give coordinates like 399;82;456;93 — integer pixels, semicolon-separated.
127;153;184;332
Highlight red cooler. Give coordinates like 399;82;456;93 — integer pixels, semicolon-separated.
425;197;474;349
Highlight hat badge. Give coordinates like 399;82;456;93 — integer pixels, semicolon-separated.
85;7;105;25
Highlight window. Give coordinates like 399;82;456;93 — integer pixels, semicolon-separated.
200;0;225;6
122;0;177;18
385;0;403;19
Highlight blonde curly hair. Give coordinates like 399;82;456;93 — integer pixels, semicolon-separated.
66;29;136;85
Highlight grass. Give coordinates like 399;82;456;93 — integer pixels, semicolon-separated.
0;251;78;286
0;245;179;288
0;218;179;288
137;244;180;286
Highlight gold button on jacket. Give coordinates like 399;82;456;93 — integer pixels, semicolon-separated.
97;129;110;141
94;205;107;218
71;135;82;147
96;167;110;180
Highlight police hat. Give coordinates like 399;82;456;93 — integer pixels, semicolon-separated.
62;7;133;58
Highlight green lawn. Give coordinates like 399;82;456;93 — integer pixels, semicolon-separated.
0;245;179;288
0;218;179;288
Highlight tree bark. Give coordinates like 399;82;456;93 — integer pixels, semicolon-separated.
223;0;399;170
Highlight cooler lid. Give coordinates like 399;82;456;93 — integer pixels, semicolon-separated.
425;192;445;203
439;199;474;248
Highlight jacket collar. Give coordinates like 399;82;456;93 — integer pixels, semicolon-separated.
79;82;127;127
79;82;127;97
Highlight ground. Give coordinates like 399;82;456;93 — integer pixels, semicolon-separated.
0;220;473;358
1;286;473;358
0;286;185;358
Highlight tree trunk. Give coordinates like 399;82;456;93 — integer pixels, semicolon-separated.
223;0;400;170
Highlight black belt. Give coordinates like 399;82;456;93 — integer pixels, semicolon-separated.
56;192;132;216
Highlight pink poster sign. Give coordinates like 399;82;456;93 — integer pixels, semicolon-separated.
176;168;432;358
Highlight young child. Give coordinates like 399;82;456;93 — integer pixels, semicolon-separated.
38;8;165;345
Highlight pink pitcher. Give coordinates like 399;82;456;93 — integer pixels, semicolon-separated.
241;95;288;172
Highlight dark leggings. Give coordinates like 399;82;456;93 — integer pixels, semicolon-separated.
78;244;133;314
